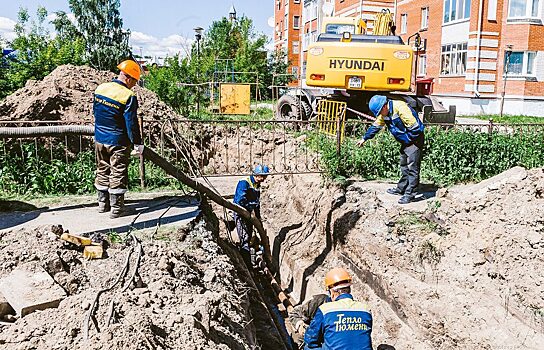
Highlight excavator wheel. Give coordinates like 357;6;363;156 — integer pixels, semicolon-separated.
276;95;310;121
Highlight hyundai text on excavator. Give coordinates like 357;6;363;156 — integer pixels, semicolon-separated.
276;11;456;123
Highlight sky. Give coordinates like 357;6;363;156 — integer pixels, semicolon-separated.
0;0;275;57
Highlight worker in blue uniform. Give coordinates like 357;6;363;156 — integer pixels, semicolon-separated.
357;95;425;204
304;267;372;350
233;164;269;268
93;60;143;218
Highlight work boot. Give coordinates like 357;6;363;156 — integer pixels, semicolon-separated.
398;195;415;205
97;190;110;213
109;193;125;219
386;187;404;196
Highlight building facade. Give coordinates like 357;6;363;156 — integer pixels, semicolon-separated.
274;0;544;116
398;0;544;116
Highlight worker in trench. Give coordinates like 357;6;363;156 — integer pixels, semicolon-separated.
232;165;269;268
302;267;373;350
93;60;144;218
357;95;425;204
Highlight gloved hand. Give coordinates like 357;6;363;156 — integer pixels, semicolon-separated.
131;144;144;156
295;320;308;334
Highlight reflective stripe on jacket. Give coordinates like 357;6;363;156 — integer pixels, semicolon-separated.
363;100;424;145
233;176;261;218
94;79;142;146
304;293;372;350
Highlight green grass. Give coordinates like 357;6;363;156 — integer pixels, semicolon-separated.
465;115;544;124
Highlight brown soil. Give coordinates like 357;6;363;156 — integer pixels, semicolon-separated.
0;65;180;121
261;167;544;349
0;208;285;350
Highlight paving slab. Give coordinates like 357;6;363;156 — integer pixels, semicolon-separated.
0;196;201;235
0;267;66;317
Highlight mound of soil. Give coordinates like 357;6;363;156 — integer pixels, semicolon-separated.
0;213;285;349
262;167;544;349
0;65;181;121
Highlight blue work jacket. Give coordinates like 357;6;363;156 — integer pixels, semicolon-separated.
233;176;261;219
304;293;372;350
93;79;142;146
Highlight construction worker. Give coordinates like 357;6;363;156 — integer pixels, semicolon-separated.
290;293;330;349
357;95;425;204
93;60;143;218
304;267;372;350
233;165;269;268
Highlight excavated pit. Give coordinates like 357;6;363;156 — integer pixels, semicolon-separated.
258;167;544;349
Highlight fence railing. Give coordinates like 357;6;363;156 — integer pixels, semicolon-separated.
1;118;543;187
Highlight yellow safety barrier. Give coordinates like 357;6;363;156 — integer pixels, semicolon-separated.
316;99;347;141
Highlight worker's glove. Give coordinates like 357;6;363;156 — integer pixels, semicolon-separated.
356;138;366;147
131;144;144;156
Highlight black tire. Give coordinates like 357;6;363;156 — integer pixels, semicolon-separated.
300;99;313;120
276;95;302;121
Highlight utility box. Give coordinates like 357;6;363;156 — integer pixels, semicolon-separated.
416;78;434;95
220;83;251;115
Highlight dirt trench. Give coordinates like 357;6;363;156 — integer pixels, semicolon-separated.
259;167;544;349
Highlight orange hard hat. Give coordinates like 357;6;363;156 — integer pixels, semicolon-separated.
324;267;352;290
117;60;141;80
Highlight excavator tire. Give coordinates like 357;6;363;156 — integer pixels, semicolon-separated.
276;95;303;121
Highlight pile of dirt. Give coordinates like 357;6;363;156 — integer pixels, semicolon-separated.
0;65;181;121
261;167;544;349
0;213;285;349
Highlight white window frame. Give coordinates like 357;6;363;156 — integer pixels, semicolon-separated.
311;30;318;43
293;15;300;29
508;0;540;18
293;41;300;54
418;54;427;76
421;7;429;29
505;51;537;76
294;0;300;3
401;14;408;34
443;0;471;24
291;66;299;77
440;42;468;76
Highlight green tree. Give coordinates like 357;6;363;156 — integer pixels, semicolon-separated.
68;0;130;71
0;7;86;99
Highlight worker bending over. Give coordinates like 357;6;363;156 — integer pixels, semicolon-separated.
233;165;269;268
304;267;372;350
93;60;144;218
357;95;425;204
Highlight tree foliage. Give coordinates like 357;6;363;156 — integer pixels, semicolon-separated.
68;0;130;71
0;7;86;99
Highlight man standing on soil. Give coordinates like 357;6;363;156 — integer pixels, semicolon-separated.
304;267;372;350
357;95;425;204
233;165;269;268
93;60;143;218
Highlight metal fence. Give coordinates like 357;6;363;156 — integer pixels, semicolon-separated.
1;118;543;182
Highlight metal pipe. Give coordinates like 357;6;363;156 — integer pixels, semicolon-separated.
0;125;93;138
473;0;485;97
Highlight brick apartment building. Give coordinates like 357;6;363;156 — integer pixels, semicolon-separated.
274;0;544;116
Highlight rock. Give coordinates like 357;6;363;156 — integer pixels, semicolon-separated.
0;266;66;317
0;293;15;319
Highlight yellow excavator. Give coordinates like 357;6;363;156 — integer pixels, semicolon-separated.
276;11;455;122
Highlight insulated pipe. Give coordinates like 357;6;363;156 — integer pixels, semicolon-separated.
473;0;485;97
0;125;94;138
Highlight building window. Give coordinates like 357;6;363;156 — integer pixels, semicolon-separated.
293;16;300;29
311;30;318;43
508;0;540;18
421;7;429;29
293;41;300;54
277;0;281;10
443;0;471;23
294;0;300;3
506;51;537;75
292;66;299;77
418;54;427;76
440;42;468;75
401;14;408;34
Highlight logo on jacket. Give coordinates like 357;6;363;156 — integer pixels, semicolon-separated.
334;314;369;332
329;59;384;71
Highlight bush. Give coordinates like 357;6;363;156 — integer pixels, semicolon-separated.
311;126;544;186
0;142;184;197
